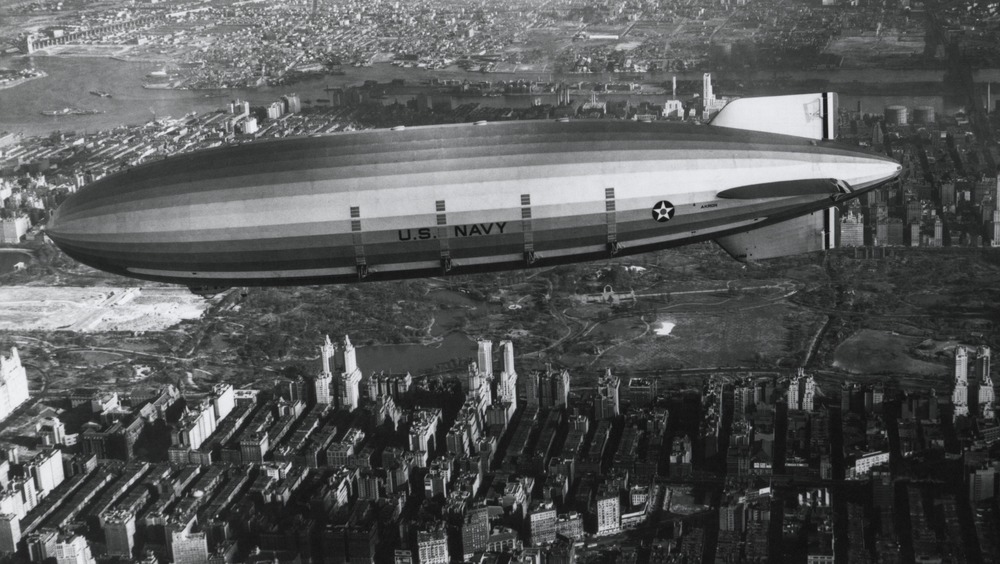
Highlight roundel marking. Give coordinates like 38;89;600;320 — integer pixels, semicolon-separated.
651;200;675;223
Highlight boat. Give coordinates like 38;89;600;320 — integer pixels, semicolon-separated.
90;90;112;97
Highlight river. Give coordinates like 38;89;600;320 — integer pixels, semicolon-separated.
4;54;1000;136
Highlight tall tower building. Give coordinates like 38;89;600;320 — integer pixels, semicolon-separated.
498;340;517;409
954;347;970;418
526;371;541;408
787;375;801;410
992;210;1000;247
703;73;714;103
529;365;570;409
315;335;335;405
0;513;20;554
596;369;620;420
27;449;64;498
477;341;493;379
956;346;969;380
0;348;29;423
969;466;998;502
976;346;991;382
978;347;994;419
801;370;816;411
103;510;136;558
461;506;490;560
595;488;620;535
335;336;362;411
465;362;489;414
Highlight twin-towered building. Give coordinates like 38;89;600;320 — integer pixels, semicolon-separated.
315;335;363;412
953;345;994;420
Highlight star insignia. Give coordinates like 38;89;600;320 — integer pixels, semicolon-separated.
651;200;675;223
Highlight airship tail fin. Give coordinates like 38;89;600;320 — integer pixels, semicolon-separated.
710;93;838;141
715;206;838;261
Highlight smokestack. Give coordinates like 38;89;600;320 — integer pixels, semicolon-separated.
672;75;677;99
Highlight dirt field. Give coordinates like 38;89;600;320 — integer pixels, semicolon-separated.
0;286;210;332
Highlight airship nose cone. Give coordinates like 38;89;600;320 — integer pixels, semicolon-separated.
46;189;125;276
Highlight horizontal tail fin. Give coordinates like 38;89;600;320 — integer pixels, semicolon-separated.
710;93;838;140
715;207;839;261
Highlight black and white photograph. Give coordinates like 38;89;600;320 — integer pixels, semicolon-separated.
0;0;999;562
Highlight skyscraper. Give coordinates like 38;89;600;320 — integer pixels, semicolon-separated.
315;335;335;405
281;94;301;114
801;370;816;411
335;335;362;411
477;340;493;379
498;340;518;409
956;346;969;380
595;370;619;420
103;510;136;558
954;347;970;418
27;449;64;499
992;210;1000;247
461;506;490;559
0;513;19;554
595;488;620;535
0;348;29;423
977;346;994;419
976;346;991;382
527;365;569;409
969;466;998;502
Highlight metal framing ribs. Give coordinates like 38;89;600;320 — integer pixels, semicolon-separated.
350;206;367;279
436;200;451;274
605;187;621;256
521;193;535;266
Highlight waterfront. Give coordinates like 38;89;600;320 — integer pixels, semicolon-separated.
4;54;1000;137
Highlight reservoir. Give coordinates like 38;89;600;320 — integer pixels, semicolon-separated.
357;332;477;375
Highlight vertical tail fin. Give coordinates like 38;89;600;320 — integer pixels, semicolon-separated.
710;93;838;140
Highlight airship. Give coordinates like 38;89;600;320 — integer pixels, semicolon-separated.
46;93;900;294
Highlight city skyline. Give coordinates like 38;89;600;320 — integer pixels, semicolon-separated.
2;0;1000;563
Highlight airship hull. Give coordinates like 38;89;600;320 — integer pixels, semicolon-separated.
47;119;900;288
